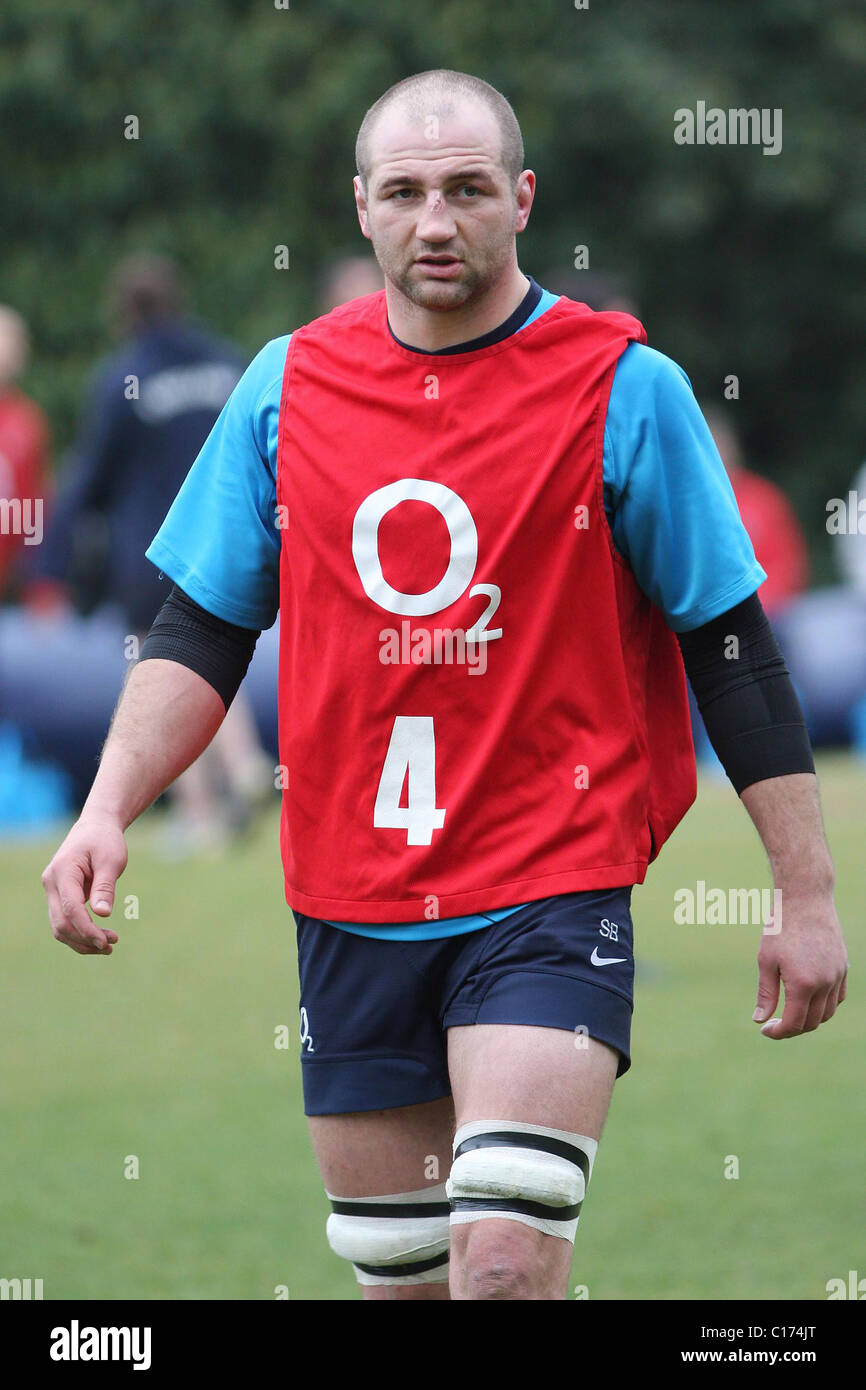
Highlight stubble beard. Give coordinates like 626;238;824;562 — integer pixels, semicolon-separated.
368;223;516;314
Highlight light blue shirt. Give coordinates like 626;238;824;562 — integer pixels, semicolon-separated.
147;286;765;940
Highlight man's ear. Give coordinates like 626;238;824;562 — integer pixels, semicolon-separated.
354;176;371;240
514;170;536;235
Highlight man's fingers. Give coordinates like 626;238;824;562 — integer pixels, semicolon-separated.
823;966;849;1021
761;983;836;1039
802;988;831;1034
821;986;841;1024
753;959;780;1023
46;894;110;954
90;885;116;915
760;984;810;1039
43;879;85;945
53;920;115;954
44;870;114;951
42;821;128;957
57;884;112;948
64;938;112;956
88;858;125;915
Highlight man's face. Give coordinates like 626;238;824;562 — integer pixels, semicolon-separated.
354;101;533;312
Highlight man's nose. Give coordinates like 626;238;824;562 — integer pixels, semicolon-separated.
415;192;457;240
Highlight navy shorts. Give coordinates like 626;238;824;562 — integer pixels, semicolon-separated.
295;887;634;1116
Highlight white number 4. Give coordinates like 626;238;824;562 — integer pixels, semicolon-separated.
374;716;446;846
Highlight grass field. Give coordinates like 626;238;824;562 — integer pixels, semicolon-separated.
2;754;863;1301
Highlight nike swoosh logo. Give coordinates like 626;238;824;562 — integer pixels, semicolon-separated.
590;947;628;967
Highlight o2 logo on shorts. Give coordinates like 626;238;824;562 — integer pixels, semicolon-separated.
599;917;619;942
299;1007;315;1053
351;479;502;848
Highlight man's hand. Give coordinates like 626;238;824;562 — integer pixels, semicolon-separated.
41;813;128;955
754;888;848;1039
40;657;225;957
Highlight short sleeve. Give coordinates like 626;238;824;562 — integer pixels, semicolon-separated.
145;336;289;629
603;342;767;632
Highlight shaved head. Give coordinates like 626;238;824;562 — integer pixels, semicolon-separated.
352;69;535;347
356;69;524;192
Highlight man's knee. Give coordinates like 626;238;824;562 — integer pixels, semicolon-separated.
325;1182;451;1289
446;1121;598;1299
454;1218;547;1300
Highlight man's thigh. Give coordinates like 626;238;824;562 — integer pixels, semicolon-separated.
297;891;633;1299
448;1024;619;1135
308;1098;455;1301
308;1097;455;1197
446;1026;619;1299
296;915;465;1299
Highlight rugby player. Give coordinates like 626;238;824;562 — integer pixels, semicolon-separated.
42;70;849;1301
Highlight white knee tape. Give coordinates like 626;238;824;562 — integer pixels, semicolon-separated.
326;1183;451;1286
446;1121;598;1243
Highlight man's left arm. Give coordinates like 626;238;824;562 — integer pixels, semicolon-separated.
603;344;848;1041
677;595;849;1041
739;772;847;1038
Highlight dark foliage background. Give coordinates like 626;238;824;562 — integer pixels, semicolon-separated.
2;0;864;579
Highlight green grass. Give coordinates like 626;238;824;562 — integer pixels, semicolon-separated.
2;754;863;1300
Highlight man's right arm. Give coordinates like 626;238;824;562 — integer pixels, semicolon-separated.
42;337;287;956
41;658;226;956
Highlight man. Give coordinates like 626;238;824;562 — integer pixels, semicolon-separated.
42;70;848;1301
35;255;272;850
704;406;810;620
34;255;243;631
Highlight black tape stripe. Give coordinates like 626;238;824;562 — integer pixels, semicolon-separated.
330;1200;450;1219
453;1131;591;1183
354;1251;450;1277
450;1196;582;1221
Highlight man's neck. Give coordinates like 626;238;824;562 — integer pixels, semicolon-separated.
385;265;530;352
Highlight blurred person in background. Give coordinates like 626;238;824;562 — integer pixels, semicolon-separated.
831;455;866;754
540;283;812;623
834;456;866;597
705;406;810;619
741;451;866;755
534;281;812;764
32;254;272;852
683;406;810;772
0;306;51;601
538;267;640;316
536;269;812;618
316;254;384;313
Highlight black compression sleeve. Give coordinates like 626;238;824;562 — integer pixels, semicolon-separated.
138;585;260;712
676;593;815;794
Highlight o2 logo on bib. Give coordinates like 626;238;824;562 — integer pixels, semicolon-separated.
351;478;502;640
351;479;501;848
